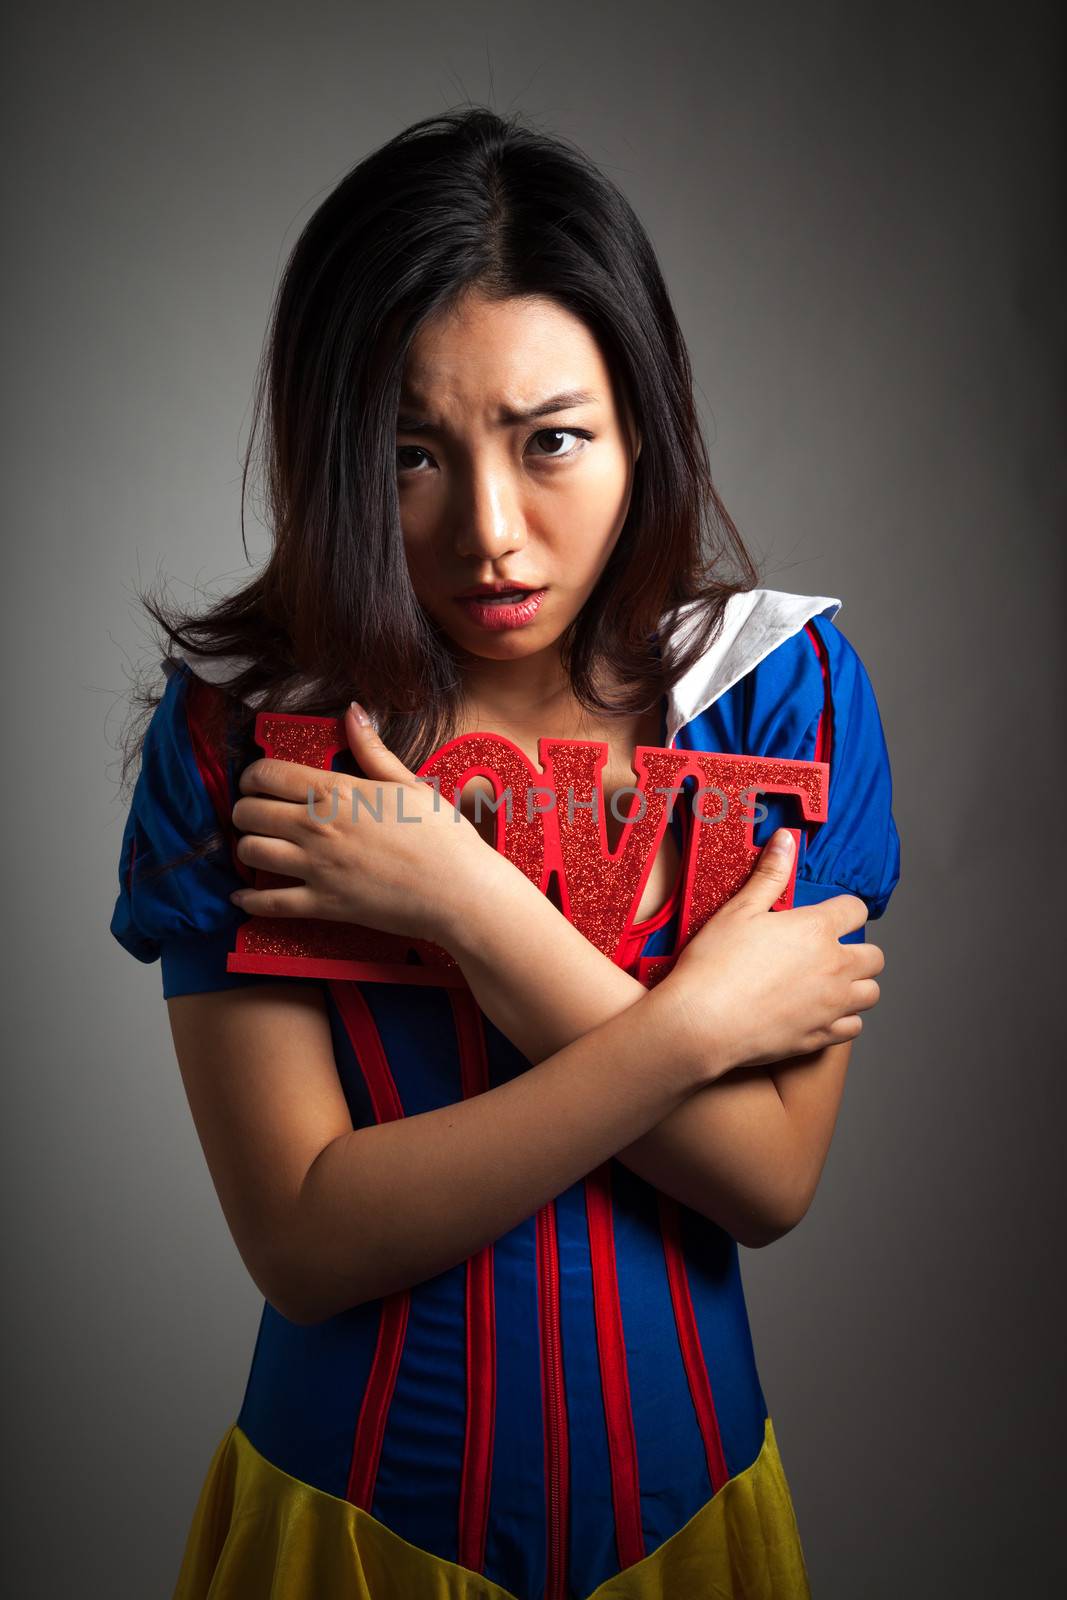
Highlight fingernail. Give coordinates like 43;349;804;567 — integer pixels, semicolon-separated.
229;889;246;903
350;700;370;726
769;829;794;857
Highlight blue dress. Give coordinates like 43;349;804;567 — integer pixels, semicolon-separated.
110;590;900;1600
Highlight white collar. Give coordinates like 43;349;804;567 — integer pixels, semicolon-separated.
660;587;842;743
167;586;842;740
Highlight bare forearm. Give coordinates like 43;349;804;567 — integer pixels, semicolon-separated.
437;852;803;1242
764;1042;854;1219
288;978;704;1322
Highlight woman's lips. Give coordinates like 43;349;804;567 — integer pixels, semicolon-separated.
454;589;547;631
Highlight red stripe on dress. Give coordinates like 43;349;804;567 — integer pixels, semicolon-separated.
327;980;411;1511
536;1199;570;1600
449;989;496;1576
802;620;834;847
803;619;834;766
657;1191;729;1493
182;671;255;884
585;1162;646;1569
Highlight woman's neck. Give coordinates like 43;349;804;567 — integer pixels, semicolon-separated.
455;665;642;747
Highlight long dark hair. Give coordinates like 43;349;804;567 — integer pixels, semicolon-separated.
119;104;760;855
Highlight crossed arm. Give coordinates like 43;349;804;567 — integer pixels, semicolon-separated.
439;858;854;1249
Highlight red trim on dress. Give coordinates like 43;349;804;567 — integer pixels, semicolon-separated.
585;1162;646;1569
536;1199;570;1600
182;671;255;884
327;982;411;1513
801;619;835;847
449;989;497;1576
657;1192;730;1493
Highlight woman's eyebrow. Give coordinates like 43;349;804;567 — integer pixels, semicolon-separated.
397;389;600;434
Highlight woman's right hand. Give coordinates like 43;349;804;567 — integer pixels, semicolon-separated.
664;828;885;1082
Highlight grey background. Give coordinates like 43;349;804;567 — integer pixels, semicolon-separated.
5;1;1064;1594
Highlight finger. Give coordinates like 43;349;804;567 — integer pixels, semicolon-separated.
345;702;420;784
826;1014;864;1044
233;793;315;842
841;943;884;984
847;977;881;1013
229;882;319;919
233;833;309;878
238;757;344;805
731;829;797;911
821;892;870;938
856;941;885;978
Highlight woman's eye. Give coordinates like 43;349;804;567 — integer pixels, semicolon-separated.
527;427;589;460
397;445;432;474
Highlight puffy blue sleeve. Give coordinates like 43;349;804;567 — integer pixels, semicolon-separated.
109;660;314;999
742;613;901;943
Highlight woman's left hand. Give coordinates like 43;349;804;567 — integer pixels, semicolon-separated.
228;703;495;946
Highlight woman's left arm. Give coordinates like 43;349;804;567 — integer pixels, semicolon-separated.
434;843;844;1249
421;616;896;1246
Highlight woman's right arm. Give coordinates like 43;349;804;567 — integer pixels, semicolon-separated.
166;966;717;1327
121;668;721;1325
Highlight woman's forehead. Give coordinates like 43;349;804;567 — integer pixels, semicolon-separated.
401;294;612;398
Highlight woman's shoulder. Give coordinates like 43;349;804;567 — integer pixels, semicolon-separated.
666;589;900;919
109;657;261;995
662;586;843;741
747;595;899;919
737;591;890;740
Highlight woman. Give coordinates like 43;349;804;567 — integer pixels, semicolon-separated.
111;106;899;1599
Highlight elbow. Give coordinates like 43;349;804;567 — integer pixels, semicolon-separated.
733;1182;815;1250
735;1215;799;1250
264;1254;364;1326
262;1236;382;1326
255;1150;376;1325
264;1269;323;1325
248;1256;319;1326
280;1280;385;1326
273;1295;332;1328
265;1271;350;1327
246;1230;352;1328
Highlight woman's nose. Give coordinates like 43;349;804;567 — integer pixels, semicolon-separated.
450;463;527;561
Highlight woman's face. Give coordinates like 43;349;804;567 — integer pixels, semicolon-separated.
397;290;640;686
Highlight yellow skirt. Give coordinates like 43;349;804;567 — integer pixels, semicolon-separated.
174;1414;811;1599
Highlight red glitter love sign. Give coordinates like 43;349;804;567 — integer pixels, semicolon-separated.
226;713;829;990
